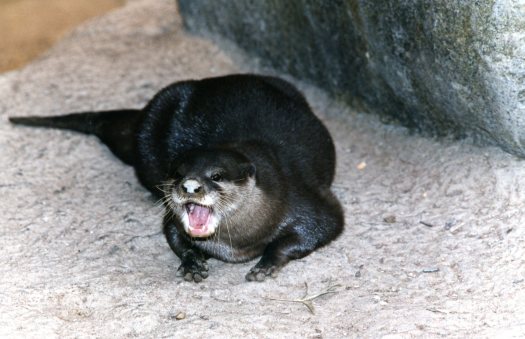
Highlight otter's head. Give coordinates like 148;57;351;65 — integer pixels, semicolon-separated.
166;149;256;238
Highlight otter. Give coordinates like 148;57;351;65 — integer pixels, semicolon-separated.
9;74;344;282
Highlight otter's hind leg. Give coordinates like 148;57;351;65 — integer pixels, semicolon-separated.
163;215;209;283
246;193;344;282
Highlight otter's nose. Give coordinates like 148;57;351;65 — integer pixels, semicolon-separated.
182;179;202;194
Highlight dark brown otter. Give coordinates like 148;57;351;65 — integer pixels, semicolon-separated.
9;74;344;282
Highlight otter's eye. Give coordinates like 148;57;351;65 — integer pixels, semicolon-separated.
210;173;223;182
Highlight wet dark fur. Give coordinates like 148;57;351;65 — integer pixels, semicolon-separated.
9;74;344;282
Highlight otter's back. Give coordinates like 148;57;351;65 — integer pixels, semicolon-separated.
136;74;336;192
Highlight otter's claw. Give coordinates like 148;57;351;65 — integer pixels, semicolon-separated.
245;264;280;282
177;260;209;283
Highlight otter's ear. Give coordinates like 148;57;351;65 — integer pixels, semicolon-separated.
242;163;256;178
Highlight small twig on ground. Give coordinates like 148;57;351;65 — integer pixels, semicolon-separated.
419;221;434;228
265;281;341;314
426;308;448;314
422;267;440;273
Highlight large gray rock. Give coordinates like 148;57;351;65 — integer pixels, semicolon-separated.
178;0;525;156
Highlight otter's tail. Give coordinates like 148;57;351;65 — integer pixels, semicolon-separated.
9;109;144;166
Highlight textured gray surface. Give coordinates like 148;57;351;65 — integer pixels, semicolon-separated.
1;0;525;337
179;0;525;158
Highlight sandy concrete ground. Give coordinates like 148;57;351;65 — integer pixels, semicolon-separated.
1;0;524;337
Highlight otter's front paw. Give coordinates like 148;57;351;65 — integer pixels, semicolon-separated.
177;259;209;283
245;263;280;282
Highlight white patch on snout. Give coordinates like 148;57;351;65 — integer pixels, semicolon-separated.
182;179;201;193
171;190;218;206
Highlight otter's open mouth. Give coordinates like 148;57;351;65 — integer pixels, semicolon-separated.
185;202;213;237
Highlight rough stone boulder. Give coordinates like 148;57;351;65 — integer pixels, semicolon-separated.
179;0;525;157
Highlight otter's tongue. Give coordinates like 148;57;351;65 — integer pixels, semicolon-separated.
186;203;211;229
